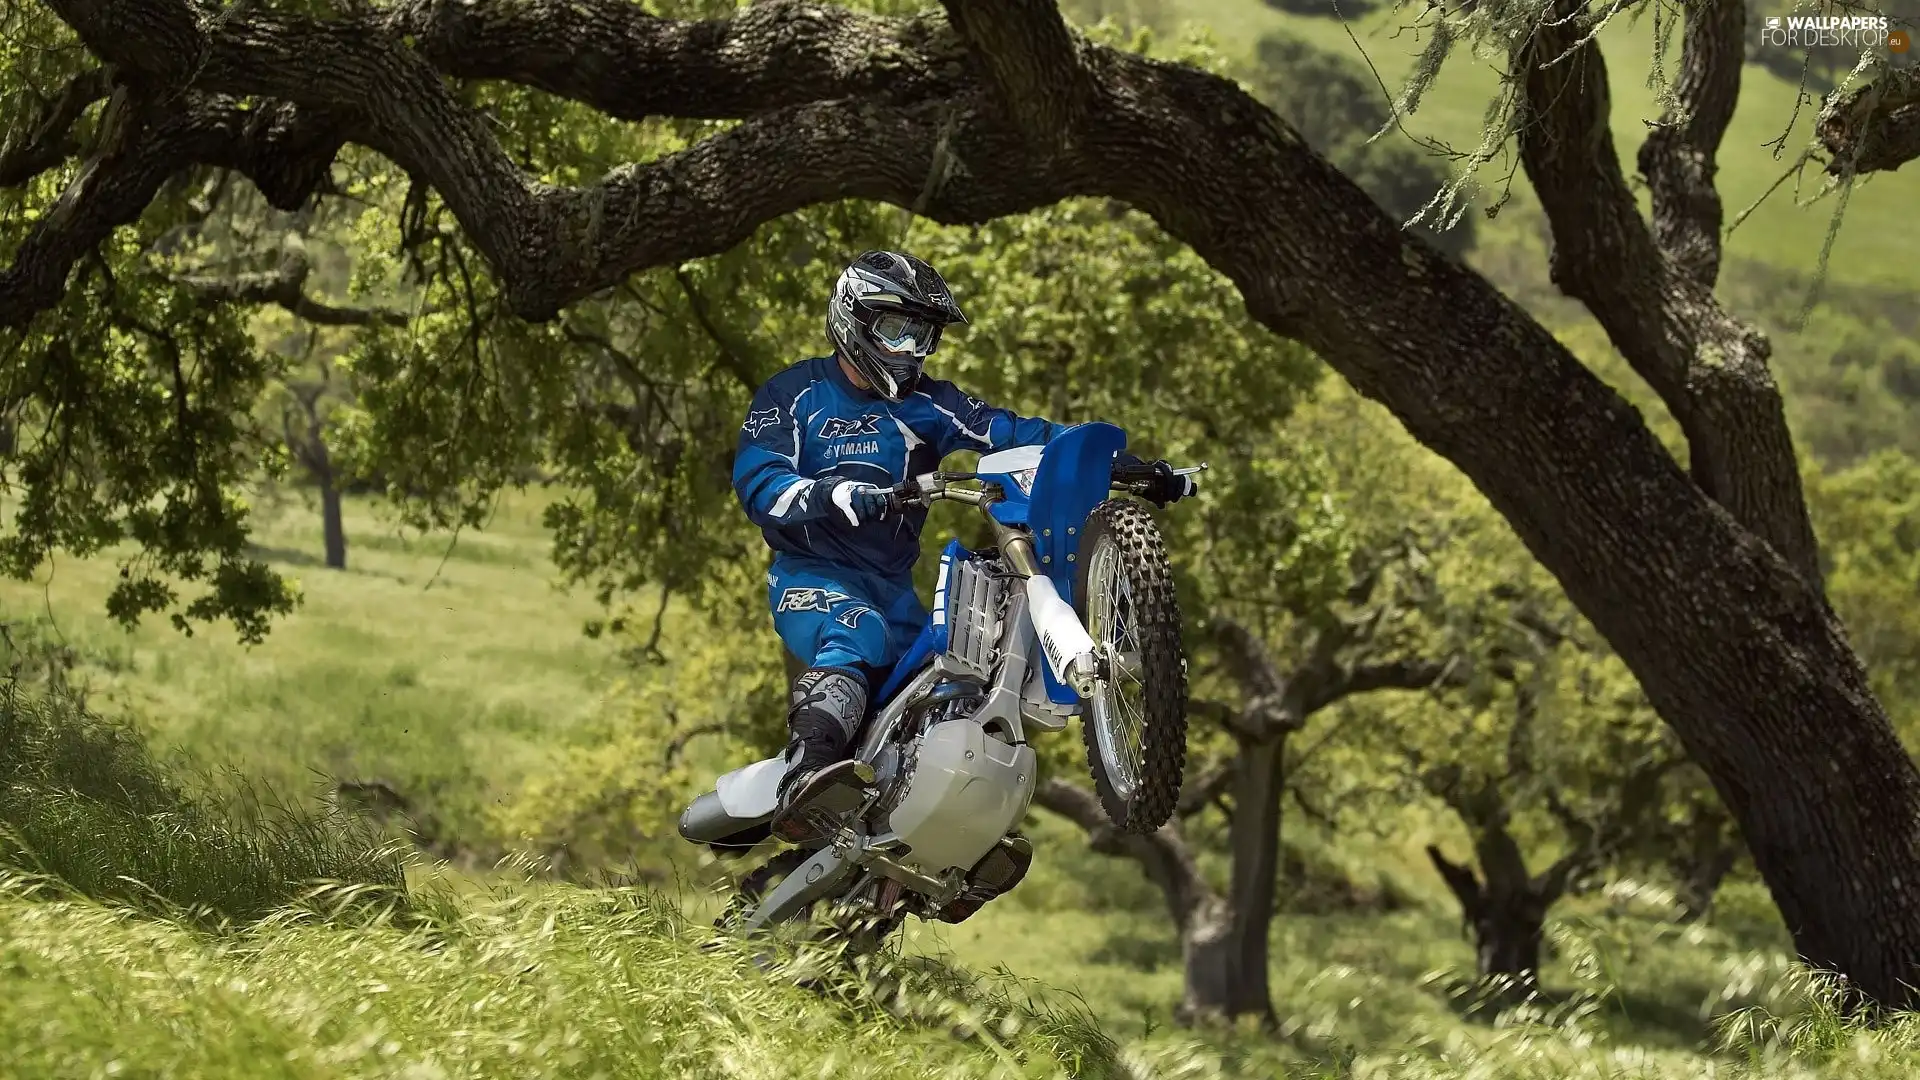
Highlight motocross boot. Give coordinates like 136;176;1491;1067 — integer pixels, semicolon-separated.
771;668;875;845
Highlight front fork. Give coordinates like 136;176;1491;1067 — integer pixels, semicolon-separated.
994;525;1100;698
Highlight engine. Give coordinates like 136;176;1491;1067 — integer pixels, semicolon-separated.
865;553;1035;875
869;555;1004;818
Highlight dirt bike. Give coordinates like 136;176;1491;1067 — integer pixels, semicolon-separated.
678;421;1200;945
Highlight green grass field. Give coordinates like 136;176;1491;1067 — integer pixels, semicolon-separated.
0;872;1127;1080
0;488;626;856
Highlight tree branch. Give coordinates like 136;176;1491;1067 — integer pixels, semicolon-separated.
179;247;408;327
1818;67;1920;176
1034;777;1218;929
1515;0;1821;586
1535;844;1593;905
1206;616;1300;738
1175;762;1233;817
1427;844;1483;925
0;68;113;188
0;94;347;328
1304;656;1456;714
669;268;761;393
939;0;1093;145
393;0;974;123
1636;0;1744;288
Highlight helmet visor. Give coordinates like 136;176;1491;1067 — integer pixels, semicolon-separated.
869;312;940;357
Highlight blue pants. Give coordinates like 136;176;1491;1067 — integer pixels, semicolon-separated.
768;555;926;687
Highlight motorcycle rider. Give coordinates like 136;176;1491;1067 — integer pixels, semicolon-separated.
733;250;1195;844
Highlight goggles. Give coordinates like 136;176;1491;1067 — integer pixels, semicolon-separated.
869;311;941;357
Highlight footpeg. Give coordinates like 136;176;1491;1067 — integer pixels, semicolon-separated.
772;760;875;845
935;834;1034;924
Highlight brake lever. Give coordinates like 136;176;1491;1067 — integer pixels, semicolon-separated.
885;484;919;512
888;477;934;509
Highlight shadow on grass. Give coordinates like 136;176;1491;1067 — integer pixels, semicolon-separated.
244;544;409;584
1421;971;1719;1054
1595;987;1720;1051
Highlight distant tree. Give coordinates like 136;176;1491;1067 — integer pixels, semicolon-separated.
1388;588;1682;999
179;214;403;572
1038;528;1460;1026
277;356;349;570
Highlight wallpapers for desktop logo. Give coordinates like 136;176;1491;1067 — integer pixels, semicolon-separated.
1759;13;1909;52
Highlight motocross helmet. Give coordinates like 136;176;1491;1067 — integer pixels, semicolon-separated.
826;250;968;402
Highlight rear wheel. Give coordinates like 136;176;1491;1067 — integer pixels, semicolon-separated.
1073;498;1188;833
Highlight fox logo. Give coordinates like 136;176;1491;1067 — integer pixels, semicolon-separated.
835;605;871;629
776;587;853;614
742;408;783;438
820;414;883;440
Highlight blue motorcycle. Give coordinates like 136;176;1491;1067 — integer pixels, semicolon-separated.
680;423;1200;942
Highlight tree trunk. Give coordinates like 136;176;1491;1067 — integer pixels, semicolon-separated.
1674;844;1739;924
320;480;346;569
1033;777;1275;1027
1427;844;1553;1001
1470;895;1546;996
299;430;347;570
1180;737;1283;1026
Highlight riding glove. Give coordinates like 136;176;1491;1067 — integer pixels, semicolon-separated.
1117;453;1199;508
817;477;894;526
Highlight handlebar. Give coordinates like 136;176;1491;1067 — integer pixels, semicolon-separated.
885;460;1207;509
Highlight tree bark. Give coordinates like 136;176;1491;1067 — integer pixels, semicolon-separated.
13;0;1920;1005
1819;67;1920;176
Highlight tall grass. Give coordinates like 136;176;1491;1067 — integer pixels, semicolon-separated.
0;673;408;926
0;874;1132;1080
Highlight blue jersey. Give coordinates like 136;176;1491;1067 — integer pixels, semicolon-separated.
734;355;1067;580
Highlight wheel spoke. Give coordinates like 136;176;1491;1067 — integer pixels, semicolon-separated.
1086;537;1143;801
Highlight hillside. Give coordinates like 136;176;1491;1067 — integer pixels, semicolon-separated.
0;490;627;858
1143;0;1920;467
1093;0;1917;290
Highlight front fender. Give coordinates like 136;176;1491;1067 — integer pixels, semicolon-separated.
1029;421;1127;609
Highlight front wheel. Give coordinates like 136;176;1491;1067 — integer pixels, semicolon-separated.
1073;498;1188;833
